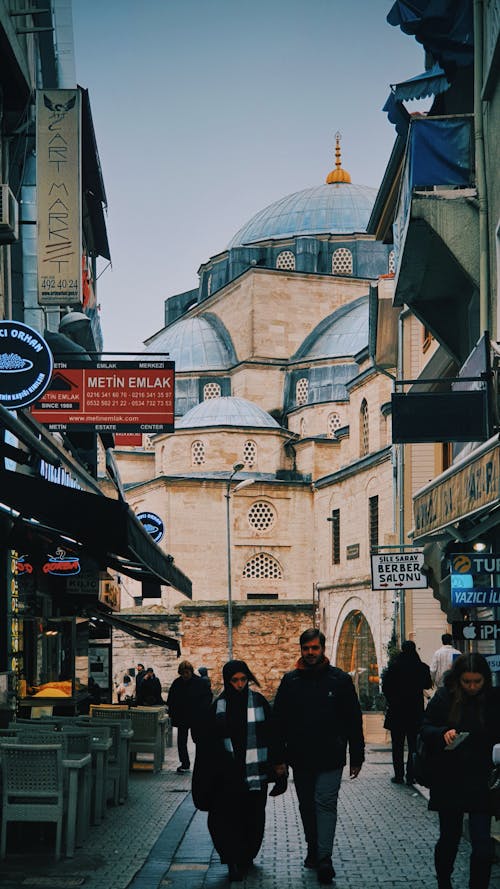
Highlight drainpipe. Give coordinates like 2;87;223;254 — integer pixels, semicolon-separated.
474;0;489;333
397;311;405;641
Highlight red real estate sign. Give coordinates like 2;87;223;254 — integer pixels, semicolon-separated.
30;360;175;433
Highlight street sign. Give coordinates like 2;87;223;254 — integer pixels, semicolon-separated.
452;621;500;642
370;551;428;590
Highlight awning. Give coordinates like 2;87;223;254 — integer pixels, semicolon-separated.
390;64;450;102
0;467;192;597
387;1;474;70
88;608;181;655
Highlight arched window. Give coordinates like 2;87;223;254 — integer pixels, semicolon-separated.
332;248;353;275
388;250;395;274
300;417;307;438
327;412;342;438
360;399;369;456
276;250;296;270
296;377;309;406
203;381;221;400
243;552;283;579
247;501;276;532
191;440;206;465
243;440;257;468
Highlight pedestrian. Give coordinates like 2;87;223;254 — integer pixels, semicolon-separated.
167;660;212;773
192;659;286;883
273;628;364;885
116;673;134;703
421;653;500;889
381;639;432;786
136;667;163;706
430;633;462;688
198;665;211;691
135;663;146;696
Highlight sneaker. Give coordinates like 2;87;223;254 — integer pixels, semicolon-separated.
304;851;317;869
317;859;335;884
176;766;190;773
391;776;404;784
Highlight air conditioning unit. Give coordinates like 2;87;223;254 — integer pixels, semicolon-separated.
0;184;19;243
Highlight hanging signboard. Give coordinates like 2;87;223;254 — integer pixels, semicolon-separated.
0;321;53;408
36;89;82;306
30;359;175;433
452;621;500;642
371;550;428;589
450;552;500;605
136;512;164;543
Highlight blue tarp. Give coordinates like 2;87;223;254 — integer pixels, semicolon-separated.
409;117;473;188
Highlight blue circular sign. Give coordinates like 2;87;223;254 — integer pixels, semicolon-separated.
136;511;164;543
0;321;53;408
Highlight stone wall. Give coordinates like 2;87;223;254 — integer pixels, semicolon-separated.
112;610;181;700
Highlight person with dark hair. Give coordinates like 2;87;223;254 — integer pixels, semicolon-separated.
135;663;146;696
382;639;432;786
421;652;500;889
430;633;462;688
136;667;163;706
273;628;364;885
167;660;212;773
192;660;286;883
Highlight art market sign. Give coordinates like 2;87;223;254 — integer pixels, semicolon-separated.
0;321;53;408
413;441;499;538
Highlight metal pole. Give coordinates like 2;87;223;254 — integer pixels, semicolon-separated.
225;479;233;660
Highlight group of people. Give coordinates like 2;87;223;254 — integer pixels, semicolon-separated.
115;663;164;706
382;635;500;889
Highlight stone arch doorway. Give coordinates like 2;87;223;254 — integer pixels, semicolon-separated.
336;610;380;710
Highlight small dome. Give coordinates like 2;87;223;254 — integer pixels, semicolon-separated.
294;296;369;360
144;314;235;371
176;396;280;429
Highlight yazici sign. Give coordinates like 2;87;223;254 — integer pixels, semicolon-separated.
370;551;428;590
30;360;175;433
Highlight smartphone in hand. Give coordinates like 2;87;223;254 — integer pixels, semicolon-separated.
445;732;470;751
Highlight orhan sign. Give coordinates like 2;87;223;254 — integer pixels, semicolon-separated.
36;89;81;306
413;441;499;539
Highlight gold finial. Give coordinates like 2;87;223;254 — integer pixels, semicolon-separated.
326;131;351;185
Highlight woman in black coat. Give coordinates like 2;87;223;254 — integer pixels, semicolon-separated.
421;653;500;889
382;640;432;785
192;660;286;883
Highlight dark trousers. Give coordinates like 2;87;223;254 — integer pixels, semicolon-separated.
177;725;190;768
208;787;267;865
293;768;343;864
435;811;492;889
390;726;417;781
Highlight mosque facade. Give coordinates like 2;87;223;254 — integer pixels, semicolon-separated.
110;139;444;701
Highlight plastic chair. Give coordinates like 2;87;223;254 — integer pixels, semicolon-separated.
129;709;164;773
88;719;121;805
0;743;64;860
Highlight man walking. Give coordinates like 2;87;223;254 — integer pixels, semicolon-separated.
429;633;461;688
167;660;212;773
273;628;364;885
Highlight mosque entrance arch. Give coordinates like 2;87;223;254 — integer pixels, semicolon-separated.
336;610;380;710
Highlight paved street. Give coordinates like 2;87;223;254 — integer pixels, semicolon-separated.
0;736;498;889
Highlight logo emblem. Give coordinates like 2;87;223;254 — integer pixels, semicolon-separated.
0;321;53;408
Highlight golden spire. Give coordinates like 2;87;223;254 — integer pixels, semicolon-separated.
326;131;351;184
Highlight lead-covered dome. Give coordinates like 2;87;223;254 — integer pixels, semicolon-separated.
176;396;280;429
144;313;235;371
227;182;376;248
294;296;369;360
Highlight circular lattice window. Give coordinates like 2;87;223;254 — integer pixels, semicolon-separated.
247;501;276;532
191;440;206;465
243;552;282;579
276;250;296;271
332;248;353;275
203;382;221;400
296;377;309;406
327;412;342;438
243;440;257;467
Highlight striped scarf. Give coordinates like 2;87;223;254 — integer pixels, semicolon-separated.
216;690;269;791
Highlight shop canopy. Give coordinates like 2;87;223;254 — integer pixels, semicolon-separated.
88;608;181;655
0;467;192;597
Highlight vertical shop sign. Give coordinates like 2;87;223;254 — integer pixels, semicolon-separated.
36;89;82;305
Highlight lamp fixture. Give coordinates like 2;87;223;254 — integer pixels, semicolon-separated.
472;540;487;552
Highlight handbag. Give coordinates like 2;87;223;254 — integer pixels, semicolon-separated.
412;732;432;787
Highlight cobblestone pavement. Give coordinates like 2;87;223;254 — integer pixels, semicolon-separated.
0;741;498;889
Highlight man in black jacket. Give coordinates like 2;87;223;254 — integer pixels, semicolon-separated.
167;660;212;773
274;628;364;885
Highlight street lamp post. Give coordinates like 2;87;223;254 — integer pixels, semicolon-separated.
225;463;254;659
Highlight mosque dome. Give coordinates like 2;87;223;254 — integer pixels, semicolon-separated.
227;135;375;248
176;396;280;429
144;314;235;371
294;296;369;360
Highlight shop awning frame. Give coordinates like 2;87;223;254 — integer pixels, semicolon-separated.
0;467;192;597
88;608;181;655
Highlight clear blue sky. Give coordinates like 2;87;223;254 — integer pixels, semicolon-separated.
72;0;423;353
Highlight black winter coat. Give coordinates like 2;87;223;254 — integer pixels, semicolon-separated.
273;663;365;772
421;685;500;813
382;653;432;731
167;675;212;729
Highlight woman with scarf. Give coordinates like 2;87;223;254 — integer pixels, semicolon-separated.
192;659;286;882
421;653;500;889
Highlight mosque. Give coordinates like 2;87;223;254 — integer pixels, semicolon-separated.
111;137;438;701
